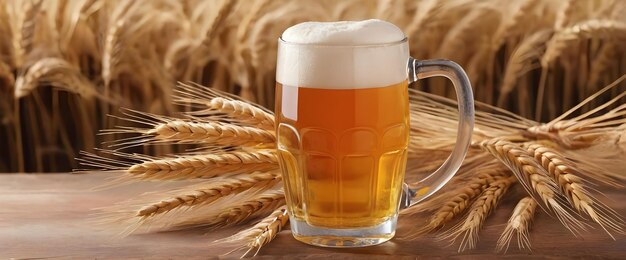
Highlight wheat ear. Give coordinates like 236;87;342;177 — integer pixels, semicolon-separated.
439;176;516;252
204;190;285;228
400;168;511;238
490;0;539;50
496;197;538;253
102;108;276;149
400;163;510;230
147;121;275;146
137;171;282;217
106;119;276;149
498;30;552;106
542;19;626;67
14;57;98;98
10;0;42;68
480;139;587;235
127;150;278;180
200;0;236;45
102;18;123;88
241;207;289;257
437;4;495;59
554;0;575;30
402;166;511;215
174;82;275;130
525;143;624;237
404;0;437;37
203;97;275;130
221;205;290;258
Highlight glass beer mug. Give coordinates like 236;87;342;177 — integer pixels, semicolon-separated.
275;20;475;247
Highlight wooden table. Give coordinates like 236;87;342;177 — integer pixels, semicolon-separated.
1;173;624;259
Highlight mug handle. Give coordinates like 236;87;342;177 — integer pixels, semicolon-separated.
400;58;475;208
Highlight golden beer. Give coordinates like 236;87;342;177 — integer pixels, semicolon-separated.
276;19;475;248
276;82;409;228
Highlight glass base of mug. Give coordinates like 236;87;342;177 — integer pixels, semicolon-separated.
290;215;397;248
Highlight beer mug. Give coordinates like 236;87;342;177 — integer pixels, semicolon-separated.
275;20;474;247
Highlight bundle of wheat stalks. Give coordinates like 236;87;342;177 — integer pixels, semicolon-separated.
1;0;625;172
80;78;625;256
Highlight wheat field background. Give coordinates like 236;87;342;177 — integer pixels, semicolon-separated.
0;0;624;173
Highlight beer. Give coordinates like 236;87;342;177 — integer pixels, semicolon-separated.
275;19;475;248
276;19;410;235
276;81;409;228
275;20;410;246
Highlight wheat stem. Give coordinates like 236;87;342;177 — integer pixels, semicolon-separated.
587;42;618;88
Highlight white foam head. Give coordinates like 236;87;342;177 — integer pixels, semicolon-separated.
277;19;408;89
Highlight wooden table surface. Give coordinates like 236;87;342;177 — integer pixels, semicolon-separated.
1;173;624;259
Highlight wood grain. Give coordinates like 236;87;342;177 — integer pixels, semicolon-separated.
0;173;624;259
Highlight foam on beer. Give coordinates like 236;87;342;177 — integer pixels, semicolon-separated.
277;19;409;89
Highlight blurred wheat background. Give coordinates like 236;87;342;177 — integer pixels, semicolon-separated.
0;0;624;172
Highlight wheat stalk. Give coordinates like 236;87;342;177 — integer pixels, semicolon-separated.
587;42;618;88
526;75;626;149
439;176;516;252
0;60;14;88
127;150;278;180
479;138;587;234
496;197;538;252
524;143;624;236
137;170;282;217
